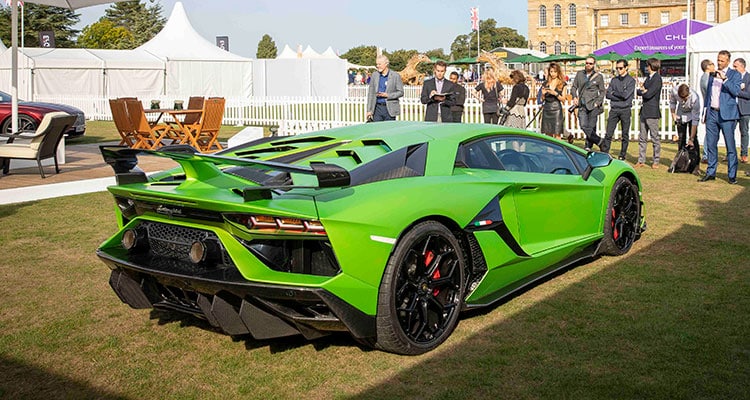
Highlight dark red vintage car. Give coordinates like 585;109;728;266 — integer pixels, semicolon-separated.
0;91;86;137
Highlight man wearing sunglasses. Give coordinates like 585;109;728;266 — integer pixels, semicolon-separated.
603;59;636;160
571;56;606;151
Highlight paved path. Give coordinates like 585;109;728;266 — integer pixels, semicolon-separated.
0;142;178;205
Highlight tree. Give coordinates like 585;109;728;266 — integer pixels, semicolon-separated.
450;19;527;59
77;18;133;49
256;34;277;58
340;45;377;67
0;4;80;48
81;0;165;48
105;1;165;46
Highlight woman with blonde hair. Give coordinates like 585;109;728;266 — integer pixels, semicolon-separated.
540;62;567;138
474;70;503;124
502;70;530;129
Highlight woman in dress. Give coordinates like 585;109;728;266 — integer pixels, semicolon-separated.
502;70;530;129
474;71;502;124
540;62;566;139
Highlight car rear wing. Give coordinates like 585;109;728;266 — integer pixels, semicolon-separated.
99;145;351;189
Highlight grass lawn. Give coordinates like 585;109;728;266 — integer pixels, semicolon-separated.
0;141;749;399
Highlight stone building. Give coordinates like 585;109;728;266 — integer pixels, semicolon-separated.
527;0;750;56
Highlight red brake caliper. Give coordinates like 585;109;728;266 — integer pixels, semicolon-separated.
612;208;619;240
424;251;441;296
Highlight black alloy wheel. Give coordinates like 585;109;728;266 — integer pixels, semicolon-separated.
600;177;641;256
376;221;465;355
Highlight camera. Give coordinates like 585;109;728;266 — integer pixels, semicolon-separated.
568;104;579;113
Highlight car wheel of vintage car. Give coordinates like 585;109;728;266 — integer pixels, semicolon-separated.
600;176;641;256
376;221;465;355
2;114;37;134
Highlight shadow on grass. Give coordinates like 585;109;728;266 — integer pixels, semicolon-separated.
346;185;750;399
0;356;129;400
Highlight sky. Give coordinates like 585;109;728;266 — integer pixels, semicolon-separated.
75;0;528;58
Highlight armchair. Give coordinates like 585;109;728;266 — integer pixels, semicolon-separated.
0;112;77;178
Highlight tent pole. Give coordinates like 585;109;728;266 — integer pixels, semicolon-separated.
11;0;18;134
685;0;691;81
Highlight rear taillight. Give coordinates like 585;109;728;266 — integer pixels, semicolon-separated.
224;214;326;235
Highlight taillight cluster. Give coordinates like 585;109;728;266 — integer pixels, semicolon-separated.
225;214;326;235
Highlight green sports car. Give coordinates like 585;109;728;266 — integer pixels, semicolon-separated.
97;121;645;355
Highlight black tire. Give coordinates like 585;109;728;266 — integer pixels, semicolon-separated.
2;114;37;134
375;221;465;355
600;176;641;256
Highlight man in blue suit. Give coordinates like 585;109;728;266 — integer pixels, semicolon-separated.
734;58;750;164
700;50;741;184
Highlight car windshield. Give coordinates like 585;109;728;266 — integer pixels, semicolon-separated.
0;91;11;102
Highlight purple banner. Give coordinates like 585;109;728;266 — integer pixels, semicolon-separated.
594;19;713;56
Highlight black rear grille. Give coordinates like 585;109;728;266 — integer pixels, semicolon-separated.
141;221;234;267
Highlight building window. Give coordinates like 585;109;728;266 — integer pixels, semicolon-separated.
569;41;577;55
620;13;629;26
640;12;648;25
681;10;688;19
706;0;715;22
539;42;547;53
601;14;609;27
661;11;670;24
554;4;562;26
539;5;547;27
569;4;577;26
600;40;609;50
730;0;739;19
554;41;562;55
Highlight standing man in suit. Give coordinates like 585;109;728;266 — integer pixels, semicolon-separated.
700;50;741;184
733;58;750;164
448;71;466;123
603;59;636;160
421;61;454;122
699;59;716;164
635;58;663;169
571;56;606;151
366;55;404;122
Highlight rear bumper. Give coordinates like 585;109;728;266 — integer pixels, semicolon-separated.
97;248;375;340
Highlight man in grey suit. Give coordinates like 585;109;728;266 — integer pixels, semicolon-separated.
733;58;750;164
366;55;404;122
571;56;606;151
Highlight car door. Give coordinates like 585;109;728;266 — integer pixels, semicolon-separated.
482;135;606;256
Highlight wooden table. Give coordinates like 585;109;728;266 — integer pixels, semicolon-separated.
144;109;203;149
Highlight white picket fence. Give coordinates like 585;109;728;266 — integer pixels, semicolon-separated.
35;93;680;139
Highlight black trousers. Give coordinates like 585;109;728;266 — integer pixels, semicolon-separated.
603;107;632;156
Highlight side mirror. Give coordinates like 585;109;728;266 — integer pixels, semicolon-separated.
582;151;612;180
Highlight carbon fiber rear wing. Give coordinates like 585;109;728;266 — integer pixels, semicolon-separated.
99;145;351;189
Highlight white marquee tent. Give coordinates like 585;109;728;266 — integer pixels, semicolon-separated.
255;44;347;96
137;1;252;98
687;13;750;90
0;1;252;99
0;47;164;99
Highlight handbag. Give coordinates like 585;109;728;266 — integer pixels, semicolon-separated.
668;147;691;173
497;105;510;124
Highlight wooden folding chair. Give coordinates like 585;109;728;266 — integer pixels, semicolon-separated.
183;96;204;125
109;99;137;147
125;100;171;150
191;97;225;153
